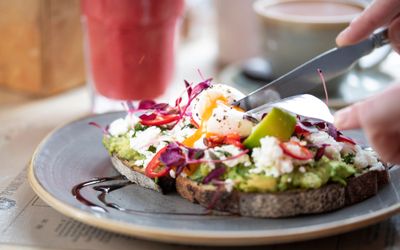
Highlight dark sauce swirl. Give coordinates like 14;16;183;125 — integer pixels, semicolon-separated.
72;175;226;216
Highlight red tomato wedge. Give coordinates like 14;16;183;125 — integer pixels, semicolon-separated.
280;141;314;160
145;146;170;178
294;124;311;136
224;134;245;149
140;114;180;126
205;133;245;149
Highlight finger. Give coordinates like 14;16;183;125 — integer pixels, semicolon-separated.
389;14;400;53
335;84;400;130
334;104;362;130
365;131;400;164
336;0;400;46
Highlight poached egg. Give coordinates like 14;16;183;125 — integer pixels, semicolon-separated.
183;84;254;147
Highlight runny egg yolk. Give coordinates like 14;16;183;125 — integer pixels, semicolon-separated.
183;96;227;147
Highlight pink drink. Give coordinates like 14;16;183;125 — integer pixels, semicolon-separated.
81;0;184;100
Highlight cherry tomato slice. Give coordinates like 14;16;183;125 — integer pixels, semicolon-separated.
294;124;311;137
140;114;180;126
224;134;245;149
145;146;170;178
280;141;314;160
337;134;356;145
205;133;245;149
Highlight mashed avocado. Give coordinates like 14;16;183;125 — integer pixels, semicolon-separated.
240;156;356;192
190;156;357;192
103;135;143;162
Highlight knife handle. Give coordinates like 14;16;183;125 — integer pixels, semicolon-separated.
372;28;390;48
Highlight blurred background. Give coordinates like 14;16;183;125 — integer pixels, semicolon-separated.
0;0;399;115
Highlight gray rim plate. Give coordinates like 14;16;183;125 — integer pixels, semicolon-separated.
29;112;400;246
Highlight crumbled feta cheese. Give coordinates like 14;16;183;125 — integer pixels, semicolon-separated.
280;159;294;173
129;127;165;167
307;131;343;159
299;166;306;173
211;145;251;167
341;142;356;155
130;126;161;149
203;150;216;170
250;136;294;177
125;114;140;129
108;118;129;136
224;179;235;192
133;150;154;167
170;120;197;142
354;145;384;170
169;169;176;179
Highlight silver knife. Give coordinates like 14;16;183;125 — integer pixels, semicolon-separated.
233;28;390;111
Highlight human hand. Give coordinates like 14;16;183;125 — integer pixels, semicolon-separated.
334;84;400;164
336;0;400;53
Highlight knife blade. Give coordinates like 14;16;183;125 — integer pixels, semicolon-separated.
233;28;390;111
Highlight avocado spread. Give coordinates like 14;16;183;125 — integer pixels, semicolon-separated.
103;135;143;163
190;156;356;192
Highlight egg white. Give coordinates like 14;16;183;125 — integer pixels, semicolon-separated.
190;84;254;137
191;84;245;124
206;103;254;137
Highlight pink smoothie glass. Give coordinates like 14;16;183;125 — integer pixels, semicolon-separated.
81;0;184;112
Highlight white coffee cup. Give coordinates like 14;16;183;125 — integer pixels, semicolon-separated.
253;0;366;78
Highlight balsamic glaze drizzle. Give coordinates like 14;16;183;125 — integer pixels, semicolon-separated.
72;175;216;216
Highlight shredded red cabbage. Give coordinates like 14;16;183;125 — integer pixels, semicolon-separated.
314;144;329;161
170;78;212;128
184;80;192;98
187;147;205;161
139;113;157;121
202;166;226;184
186;149;249;165
138;100;157;109
295;123;313;134
121;79;211;129
327;123;338;140
158;141;247;180
88;122;110;136
179;79;212;114
127;101;135;113
298;116;356;145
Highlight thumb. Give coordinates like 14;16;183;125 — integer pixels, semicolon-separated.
334;104;361;130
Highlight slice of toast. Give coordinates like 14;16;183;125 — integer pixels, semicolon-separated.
176;168;389;218
110;155;175;194
110;153;389;217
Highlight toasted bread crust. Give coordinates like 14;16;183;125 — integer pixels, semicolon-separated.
111;154;389;217
176;168;389;218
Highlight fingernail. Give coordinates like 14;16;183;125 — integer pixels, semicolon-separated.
336;27;350;46
334;106;352;129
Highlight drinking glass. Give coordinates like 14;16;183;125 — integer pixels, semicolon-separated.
81;0;184;113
